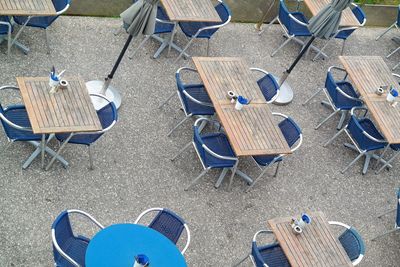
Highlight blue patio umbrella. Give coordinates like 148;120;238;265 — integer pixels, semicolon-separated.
278;0;354;86
87;0;158;109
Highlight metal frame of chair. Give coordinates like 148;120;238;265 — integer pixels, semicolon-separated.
233;229;289;267
313;3;366;61
171;118;239;191
52;209;104;267
0;17;12;55
328;221;365;266
165;67;214;137
246;113;302;192
303;66;363;130
376;5;400;41
393;61;400;71
174;0;232;62
45;93;118;170
372;188;400;241
12;0;71;54
324;106;388;175
250;68;280;104
134;207;191;254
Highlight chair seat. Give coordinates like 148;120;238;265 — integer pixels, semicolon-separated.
338;228;364;263
252;154;282;167
2;105;43;141
200;133;236;168
335;29;356;40
257;243;290;267
179;20;219;39
390;143;400;151
334;81;362;110
288;12;311;36
182;84;215;116
356;118;386;151
13;15;57;29
55;236;89;267
257;74;279;102
0;16;12;35
155;6;174;34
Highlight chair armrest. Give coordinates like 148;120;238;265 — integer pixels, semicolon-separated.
192;11;232;38
67;209;105;229
181;224;191;254
56;3;71;16
252;229;275;242
288;13;308;27
328;66;349;80
134;207;163;224
250;68;280;103
182;90;213;107
203;144;237;161
176;67;198;74
250;67;270;76
155;17;175;25
335;86;363;103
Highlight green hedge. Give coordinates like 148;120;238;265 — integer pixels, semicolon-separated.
355;0;399;4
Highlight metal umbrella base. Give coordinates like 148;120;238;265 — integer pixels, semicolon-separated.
86;80;122;110
272;74;294;105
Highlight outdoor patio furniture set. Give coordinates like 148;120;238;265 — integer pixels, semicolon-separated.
0;0;399;266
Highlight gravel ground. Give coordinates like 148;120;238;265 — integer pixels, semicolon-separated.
0;16;399;266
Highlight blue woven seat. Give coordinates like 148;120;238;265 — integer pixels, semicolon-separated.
167;67;214;136
234;230;290;267
174;0;231;61
0;16;12;35
286;12;310;36
248;114;302;192
155;6;174;34
305;66;363;130
324;107;387;174
329;221;365;265
251;68;280;103
135;208;191;254
52;210;104;267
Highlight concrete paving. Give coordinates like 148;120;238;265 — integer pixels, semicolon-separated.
0;16;399;266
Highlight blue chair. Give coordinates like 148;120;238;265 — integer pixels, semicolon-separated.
246;113;302;192
171;118;239;191
313;3;366;60
166;67;215;137
0;16;12;55
376;5;400;41
329;221;365;266
134;208;191;254
266;0;312;57
250;68;280;104
129;0;175;58
372;188;400;241
324;107;387;175
13;0;71;53
52;210;104;267
233;230;290;267
174;0;231;62
45;94;118;170
303;66;363;130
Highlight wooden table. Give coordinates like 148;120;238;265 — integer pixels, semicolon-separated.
17;76;102;168
339;56;400;144
303;0;361;27
160;0;221;22
0;0;56;16
193;57;291;157
268;212;352;267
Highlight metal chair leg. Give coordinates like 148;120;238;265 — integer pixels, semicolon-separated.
171;142;192;161
340;39;346;56
376;150;400;174
377;208;396;218
313;38;334;61
302;87;323;106
198;119;208;133
362;153;372;174
337;110;347;130
387;46;400;58
315;109;340;130
129;35;151;59
167;115;191;137
232;254;250;267
341;153;364;174
45;134;74;170
227;163;238;191
271;36;292;57
185;168;210;191
246;160;277;193
376;23;396;41
371;228;399;241
273;161;281;177
45;29;51;54
113;25;124;36
174;38;196;63
258;16;278;35
323;128;345;147
158;92;176;109
393;61;400;71
206;39;210;56
215;168;229;188
88;145;94;170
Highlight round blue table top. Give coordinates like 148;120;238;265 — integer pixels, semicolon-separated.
85;223;187;267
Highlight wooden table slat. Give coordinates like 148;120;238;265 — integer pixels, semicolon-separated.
268;212;353;267
17;77;102;134
193;57;291;156
303;0;361;28
160;0;221;22
0;0;56;16
339;56;400;143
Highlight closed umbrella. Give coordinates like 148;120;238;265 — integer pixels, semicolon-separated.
278;0;353;87
87;0;158;109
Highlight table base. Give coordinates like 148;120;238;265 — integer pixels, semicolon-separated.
214;168;253;188
272;74;293;105
0;36;30;54
23;140;69;169
151;35;189;59
86;80;122;110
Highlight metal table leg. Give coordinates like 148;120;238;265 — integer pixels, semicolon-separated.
10;16;32;54
151;35;189;59
235;169;254;185
23;138;69;169
41;134;45;169
167;22;177;56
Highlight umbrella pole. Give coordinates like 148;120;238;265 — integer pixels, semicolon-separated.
101;34;134;95
255;0;276;31
279;36;316;86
